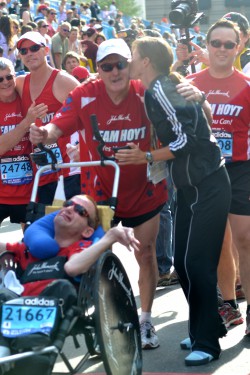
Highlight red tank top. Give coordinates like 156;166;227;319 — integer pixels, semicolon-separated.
0;95;33;204
22;70;72;186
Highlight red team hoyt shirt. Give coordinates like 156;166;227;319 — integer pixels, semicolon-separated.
0;94;33;205
188;68;250;163
6;239;92;296
52;79;167;218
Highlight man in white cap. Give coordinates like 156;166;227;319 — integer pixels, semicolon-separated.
15;31;80;205
29;38;168;350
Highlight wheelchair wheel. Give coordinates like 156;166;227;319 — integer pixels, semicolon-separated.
94;251;142;375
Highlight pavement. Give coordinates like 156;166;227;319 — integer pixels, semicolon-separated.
0;219;250;375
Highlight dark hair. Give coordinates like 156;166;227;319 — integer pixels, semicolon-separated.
62;51;80;67
27;21;37;29
206;19;240;45
0;15;14;47
70;18;80;27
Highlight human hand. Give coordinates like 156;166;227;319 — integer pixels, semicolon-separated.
66;143;80;162
175;42;190;63
176;81;203;102
26;102;48;124
188;41;209;66
107;226;140;252
114;143;146;165
29;123;48;145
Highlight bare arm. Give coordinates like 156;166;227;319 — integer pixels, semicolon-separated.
29;122;63;145
115;142;175;165
53;53;63;70
64;226;140;277
0;102;48;156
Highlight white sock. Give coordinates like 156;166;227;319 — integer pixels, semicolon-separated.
140;311;151;323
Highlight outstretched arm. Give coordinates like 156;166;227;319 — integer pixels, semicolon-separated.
64;226;140;277
29;122;63;145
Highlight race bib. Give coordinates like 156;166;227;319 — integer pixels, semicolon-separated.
212;130;233;163
1;155;33;185
147;161;168;184
1;297;58;338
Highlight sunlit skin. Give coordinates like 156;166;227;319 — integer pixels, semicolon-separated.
54;196;96;242
39;23;49;36
0;68;16;102
206;28;239;77
97;54;130;104
64;57;79;74
18;40;49;72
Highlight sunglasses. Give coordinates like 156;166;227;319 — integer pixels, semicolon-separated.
62;28;70;32
50;12;57;15
63;199;89;218
0;74;14;83
99;60;129;72
41;24;49;28
209;40;237;50
19;44;44;55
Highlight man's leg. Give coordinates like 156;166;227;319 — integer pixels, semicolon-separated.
133;213;160;349
156;202;173;278
229;214;250;335
217;220;243;328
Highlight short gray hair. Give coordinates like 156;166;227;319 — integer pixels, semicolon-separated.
0;57;15;74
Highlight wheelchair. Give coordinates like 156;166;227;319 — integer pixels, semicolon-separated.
0;156;142;375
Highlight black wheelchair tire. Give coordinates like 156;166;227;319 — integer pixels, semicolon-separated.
94;251;142;375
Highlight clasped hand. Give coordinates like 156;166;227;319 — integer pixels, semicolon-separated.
114;143;146;165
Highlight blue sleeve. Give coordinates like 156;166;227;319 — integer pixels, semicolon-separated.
24;212;106;259
24;211;59;259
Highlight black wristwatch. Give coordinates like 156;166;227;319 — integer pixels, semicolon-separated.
199;91;207;105
145;151;153;163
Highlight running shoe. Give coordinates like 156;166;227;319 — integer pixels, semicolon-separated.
219;303;244;328
140;321;159;349
157;270;179;287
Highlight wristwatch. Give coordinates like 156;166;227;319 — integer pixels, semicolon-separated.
199;91;207;105
145;151;153;163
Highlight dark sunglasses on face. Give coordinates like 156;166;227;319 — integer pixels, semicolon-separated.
41;24;49;28
0;74;14;83
19;44;44;55
50;12;57;15
209;40;237;50
99;60;129;72
63;199;89;218
62;28;70;32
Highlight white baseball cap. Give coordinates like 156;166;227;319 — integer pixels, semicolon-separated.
17;31;46;49
96;38;131;63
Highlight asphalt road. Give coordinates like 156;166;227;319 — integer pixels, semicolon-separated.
0;219;249;375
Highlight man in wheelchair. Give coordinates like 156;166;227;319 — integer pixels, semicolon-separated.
0;194;140;375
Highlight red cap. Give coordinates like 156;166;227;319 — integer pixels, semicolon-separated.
72;66;89;82
38;4;48;11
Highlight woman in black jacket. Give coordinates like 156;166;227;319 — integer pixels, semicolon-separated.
116;36;231;366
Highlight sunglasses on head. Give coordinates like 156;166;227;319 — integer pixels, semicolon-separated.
99;60;129;72
19;44;44;55
0;74;14;83
209;40;237;50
